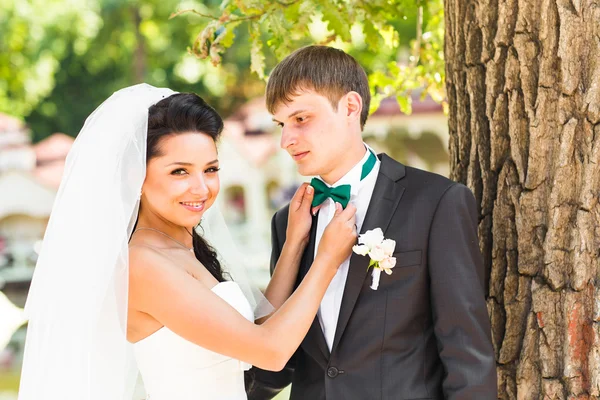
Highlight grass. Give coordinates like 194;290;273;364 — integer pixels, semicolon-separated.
274;385;291;400
0;372;19;393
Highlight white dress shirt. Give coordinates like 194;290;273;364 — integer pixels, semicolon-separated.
313;144;381;350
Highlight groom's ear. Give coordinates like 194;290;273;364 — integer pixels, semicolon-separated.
344;91;363;124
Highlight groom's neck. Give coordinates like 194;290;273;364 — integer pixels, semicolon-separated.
320;141;367;185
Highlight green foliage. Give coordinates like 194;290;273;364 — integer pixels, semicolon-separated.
0;0;101;118
0;371;19;392
0;0;445;141
2;0;268;141
176;0;446;114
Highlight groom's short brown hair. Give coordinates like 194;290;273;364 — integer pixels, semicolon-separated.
266;46;371;129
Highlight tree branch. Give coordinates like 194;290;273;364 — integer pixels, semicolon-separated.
169;9;219;20
410;6;423;68
229;13;265;22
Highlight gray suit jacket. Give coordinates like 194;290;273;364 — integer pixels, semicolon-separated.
245;154;497;400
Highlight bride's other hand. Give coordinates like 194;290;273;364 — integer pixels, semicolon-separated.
317;203;357;268
286;183;315;247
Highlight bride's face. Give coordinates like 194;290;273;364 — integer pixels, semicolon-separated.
142;132;220;228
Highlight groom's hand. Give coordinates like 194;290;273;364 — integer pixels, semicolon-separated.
286;183;315;247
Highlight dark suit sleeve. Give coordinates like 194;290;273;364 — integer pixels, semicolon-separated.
245;210;295;400
428;184;498;399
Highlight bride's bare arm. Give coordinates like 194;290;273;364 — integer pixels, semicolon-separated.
257;241;304;323
259;183;315;320
128;203;356;372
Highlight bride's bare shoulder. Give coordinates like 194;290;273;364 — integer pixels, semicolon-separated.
128;244;176;278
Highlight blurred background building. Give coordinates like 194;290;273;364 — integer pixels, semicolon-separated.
0;115;73;305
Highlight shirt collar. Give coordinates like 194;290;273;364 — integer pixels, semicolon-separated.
317;143;377;195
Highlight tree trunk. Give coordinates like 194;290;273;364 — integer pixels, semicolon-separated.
444;0;600;398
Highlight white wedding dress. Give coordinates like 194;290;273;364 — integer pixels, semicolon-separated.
133;281;254;400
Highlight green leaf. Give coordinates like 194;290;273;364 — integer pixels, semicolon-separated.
249;26;265;79
220;0;232;11
321;1;352;42
362;20;380;51
397;94;413;115
235;0;264;14
220;21;241;49
369;93;383;115
283;1;301;22
266;10;296;60
386;60;401;76
379;25;399;48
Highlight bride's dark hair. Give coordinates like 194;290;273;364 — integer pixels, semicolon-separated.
145;93;227;282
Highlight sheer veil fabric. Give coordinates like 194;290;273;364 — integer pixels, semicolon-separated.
199;203;274;319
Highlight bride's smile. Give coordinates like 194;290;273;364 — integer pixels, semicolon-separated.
179;201;206;212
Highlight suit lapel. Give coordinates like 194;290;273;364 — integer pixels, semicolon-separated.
331;154;406;353
297;213;330;366
299;213;318;281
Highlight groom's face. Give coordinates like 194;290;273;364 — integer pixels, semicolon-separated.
272;90;350;178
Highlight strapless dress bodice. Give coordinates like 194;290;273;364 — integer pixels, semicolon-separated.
133;281;253;400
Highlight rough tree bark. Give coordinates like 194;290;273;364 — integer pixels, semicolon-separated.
445;0;600;398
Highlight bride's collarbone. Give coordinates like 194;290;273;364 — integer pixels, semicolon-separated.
146;245;218;289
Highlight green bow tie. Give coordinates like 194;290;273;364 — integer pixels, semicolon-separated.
310;178;352;208
310;150;377;209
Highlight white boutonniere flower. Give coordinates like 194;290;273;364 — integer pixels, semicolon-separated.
352;228;396;290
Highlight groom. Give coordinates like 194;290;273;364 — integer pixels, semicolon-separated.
245;46;497;399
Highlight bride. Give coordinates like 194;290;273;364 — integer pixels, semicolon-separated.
17;84;357;400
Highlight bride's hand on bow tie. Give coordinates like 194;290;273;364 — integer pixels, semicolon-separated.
286;182;316;248
317;203;358;268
